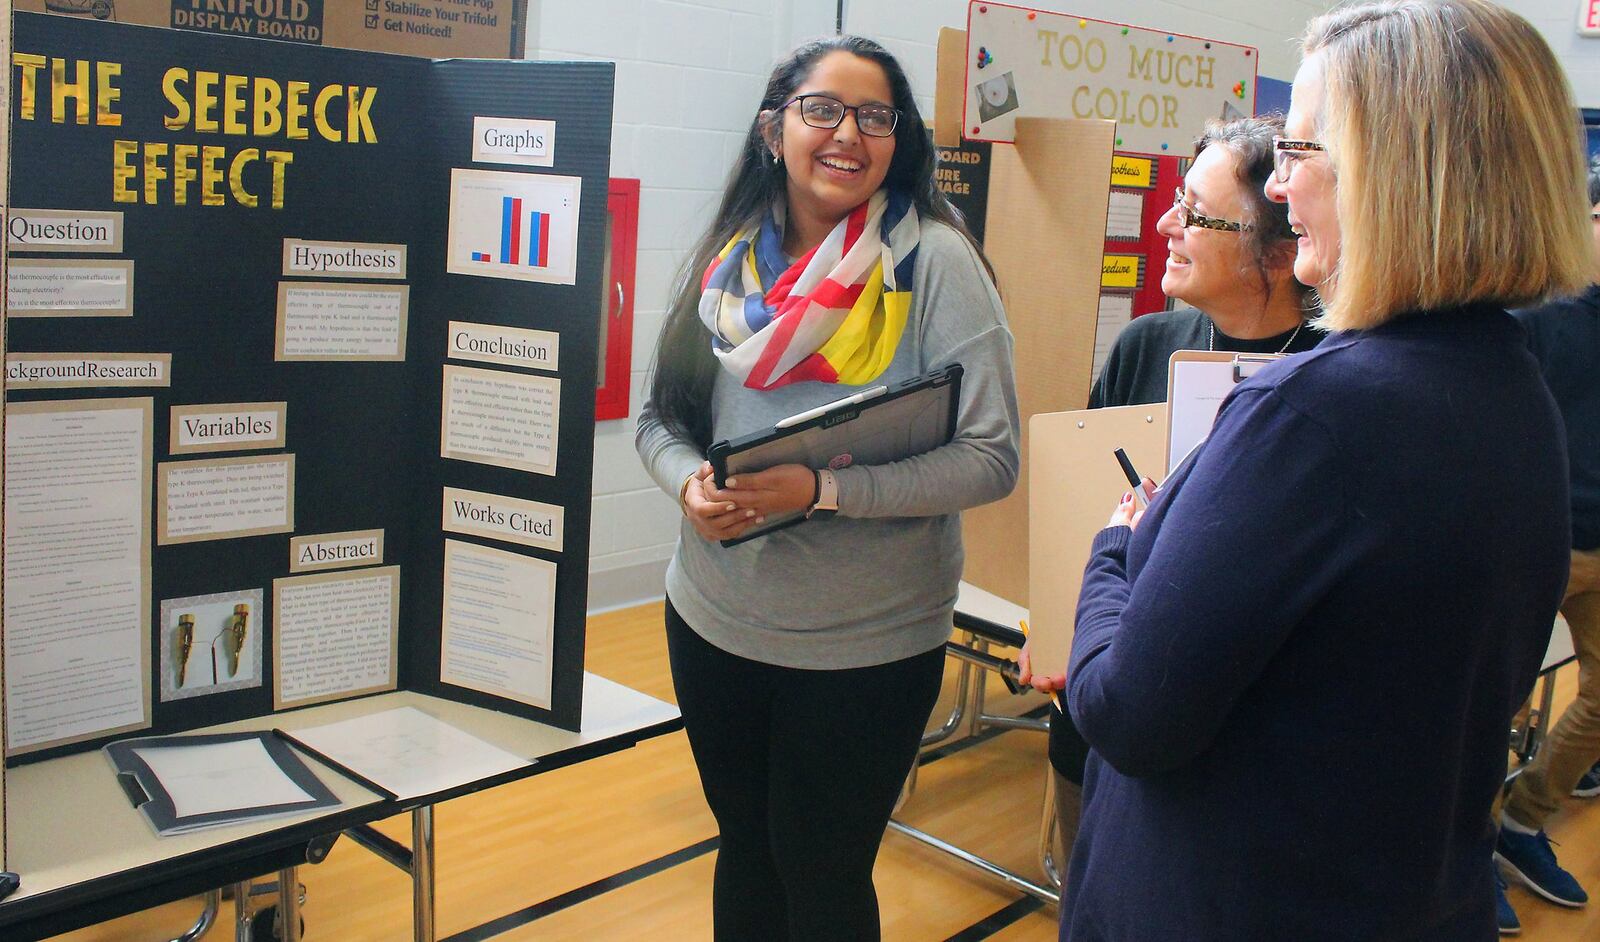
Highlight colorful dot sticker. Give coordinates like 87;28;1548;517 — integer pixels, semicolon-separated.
1166;35;1175;43
1161;143;1169;150
1079;19;1087;27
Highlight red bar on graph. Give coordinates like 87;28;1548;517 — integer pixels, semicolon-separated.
509;198;524;265
538;212;551;267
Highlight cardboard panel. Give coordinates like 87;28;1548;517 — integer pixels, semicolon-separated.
1027;404;1167;678
960;117;1114;607
935;27;967;148
15;0;520;59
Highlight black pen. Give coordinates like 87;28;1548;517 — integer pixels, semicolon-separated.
1113;448;1149;509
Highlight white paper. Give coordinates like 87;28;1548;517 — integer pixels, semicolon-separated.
1105;191;1145;240
441;365;560;476
278;284;408;360
442;486;564;552
1093;295;1135;380
1167;359;1240;475
4;401;150;750
161;456;293;543
6;260;131;314
470;117;557;168
290;706;531;800
134;738;313;819
275;568;399;707
441;540;556;709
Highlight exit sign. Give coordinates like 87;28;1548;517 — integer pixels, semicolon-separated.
1584;0;1600;37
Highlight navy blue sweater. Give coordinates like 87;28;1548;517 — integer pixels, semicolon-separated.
1514;284;1600;550
1064;306;1568;941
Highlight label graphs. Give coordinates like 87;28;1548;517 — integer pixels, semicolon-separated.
447;169;582;285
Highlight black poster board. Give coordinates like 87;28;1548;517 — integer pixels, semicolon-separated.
934;137;991;245
3;12;609;763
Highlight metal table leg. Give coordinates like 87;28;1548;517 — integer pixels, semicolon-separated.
233;881;253;942
166;888;221;942
276;867;301;942
887;819;1059;905
1038;767;1063;891
413;805;436;942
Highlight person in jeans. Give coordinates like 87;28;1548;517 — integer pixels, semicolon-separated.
1493;152;1600;934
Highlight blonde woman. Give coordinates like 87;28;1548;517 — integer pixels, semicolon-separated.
1060;1;1591;938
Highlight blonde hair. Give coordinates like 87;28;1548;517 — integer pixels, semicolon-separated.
1302;0;1591;331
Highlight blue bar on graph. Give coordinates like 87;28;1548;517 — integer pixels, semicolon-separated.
528;212;542;266
500;197;514;263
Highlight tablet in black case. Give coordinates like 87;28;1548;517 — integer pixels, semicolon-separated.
706;365;963;547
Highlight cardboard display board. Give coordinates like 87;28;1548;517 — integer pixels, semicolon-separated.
963;2;1257;157
3;12;609;764
959;117;1114;608
15;0;523;59
1027;404;1167;679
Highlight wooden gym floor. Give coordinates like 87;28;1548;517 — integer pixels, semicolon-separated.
44;601;1600;941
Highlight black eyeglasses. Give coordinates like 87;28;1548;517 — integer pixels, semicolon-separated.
1272;137;1328;183
782;94;900;138
1172;186;1249;232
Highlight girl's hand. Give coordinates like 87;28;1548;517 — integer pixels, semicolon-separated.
683;462;765;542
704;463;818;518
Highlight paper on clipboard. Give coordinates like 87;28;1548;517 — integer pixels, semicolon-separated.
1165;351;1284;475
1027;404;1167;686
132;738;313;819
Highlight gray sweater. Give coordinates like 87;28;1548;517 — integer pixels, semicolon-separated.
635;219;1020;669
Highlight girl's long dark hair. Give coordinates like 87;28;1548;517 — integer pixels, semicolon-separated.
646;35;990;449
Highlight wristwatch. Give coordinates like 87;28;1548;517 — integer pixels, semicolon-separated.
808;468;838;519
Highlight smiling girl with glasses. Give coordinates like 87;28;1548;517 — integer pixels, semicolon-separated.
637;36;1018;942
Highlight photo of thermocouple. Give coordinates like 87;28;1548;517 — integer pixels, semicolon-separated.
159;589;265;701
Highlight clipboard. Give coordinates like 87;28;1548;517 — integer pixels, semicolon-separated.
102;730;340;836
1165;350;1284;475
1027;404;1168;689
706;365;963;547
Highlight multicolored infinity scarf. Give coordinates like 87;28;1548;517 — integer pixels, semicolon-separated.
698;189;920;389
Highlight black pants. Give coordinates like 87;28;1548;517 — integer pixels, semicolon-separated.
665;599;945;942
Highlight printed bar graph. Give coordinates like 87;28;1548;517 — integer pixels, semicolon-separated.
449;168;582;285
